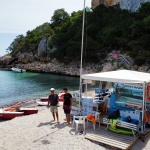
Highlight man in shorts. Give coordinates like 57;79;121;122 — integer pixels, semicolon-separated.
63;88;72;125
47;88;59;122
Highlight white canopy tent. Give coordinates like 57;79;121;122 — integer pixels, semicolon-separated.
81;70;150;84
81;70;150;133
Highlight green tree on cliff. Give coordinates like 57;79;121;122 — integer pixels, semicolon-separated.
7;2;150;66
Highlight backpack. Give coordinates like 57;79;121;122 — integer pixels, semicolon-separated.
126;116;131;122
108;110;120;119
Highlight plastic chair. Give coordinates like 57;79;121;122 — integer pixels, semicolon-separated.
87;112;100;130
72;116;86;134
94;88;102;99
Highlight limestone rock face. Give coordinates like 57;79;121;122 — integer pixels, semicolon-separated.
101;62;114;72
38;38;49;55
38;37;56;56
138;66;150;72
18;52;34;64
0;55;12;67
0;51;149;76
92;0;150;11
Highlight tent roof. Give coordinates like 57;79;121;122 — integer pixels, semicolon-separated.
81;70;150;84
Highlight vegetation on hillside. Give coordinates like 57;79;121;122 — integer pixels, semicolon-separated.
7;3;150;66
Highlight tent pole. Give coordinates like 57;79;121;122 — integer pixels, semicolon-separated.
141;82;146;133
79;0;86;112
86;81;87;98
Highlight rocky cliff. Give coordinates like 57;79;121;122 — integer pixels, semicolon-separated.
38;37;56;55
92;0;150;11
0;52;149;76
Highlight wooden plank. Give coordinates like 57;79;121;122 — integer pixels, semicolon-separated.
87;132;133;144
125;135;139;150
85;131;139;150
101;129;134;140
140;130;150;142
86;133;130;145
88;129;135;142
88;134;133;144
85;134;128;149
86;137;128;149
86;136;130;144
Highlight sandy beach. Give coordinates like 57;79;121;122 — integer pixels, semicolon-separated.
0;103;150;150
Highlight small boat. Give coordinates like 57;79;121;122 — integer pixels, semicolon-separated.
0;109;24;120
40;93;65;102
19;107;38;115
4;102;21;111
58;92;65;102
36;100;48;106
11;67;26;73
3;102;38;116
36;97;48;106
36;92;65;106
40;97;49;102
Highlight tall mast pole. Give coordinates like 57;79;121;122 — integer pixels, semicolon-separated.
79;0;86;108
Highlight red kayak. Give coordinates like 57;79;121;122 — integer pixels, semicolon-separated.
39;92;65;103
4;103;21;111
0;109;24;120
20;108;38;115
40;97;49;102
58;92;65;102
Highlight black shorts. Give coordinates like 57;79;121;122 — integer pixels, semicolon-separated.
64;109;71;114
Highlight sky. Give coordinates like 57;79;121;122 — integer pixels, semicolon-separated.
0;0;91;56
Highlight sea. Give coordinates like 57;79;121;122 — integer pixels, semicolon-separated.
0;70;79;106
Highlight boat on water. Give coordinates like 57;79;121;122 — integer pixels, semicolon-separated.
0;109;24;120
11;67;26;73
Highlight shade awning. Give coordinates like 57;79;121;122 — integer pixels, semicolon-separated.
81;70;150;84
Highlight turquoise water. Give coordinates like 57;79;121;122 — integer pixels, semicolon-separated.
0;70;79;106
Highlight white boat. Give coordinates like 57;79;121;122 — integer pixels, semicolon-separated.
11;67;26;73
36;101;48;106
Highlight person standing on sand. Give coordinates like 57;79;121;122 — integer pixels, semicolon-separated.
63;88;72;125
47;88;59;123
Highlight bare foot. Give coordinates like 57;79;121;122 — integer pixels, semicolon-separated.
64;122;68;125
67;122;71;125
